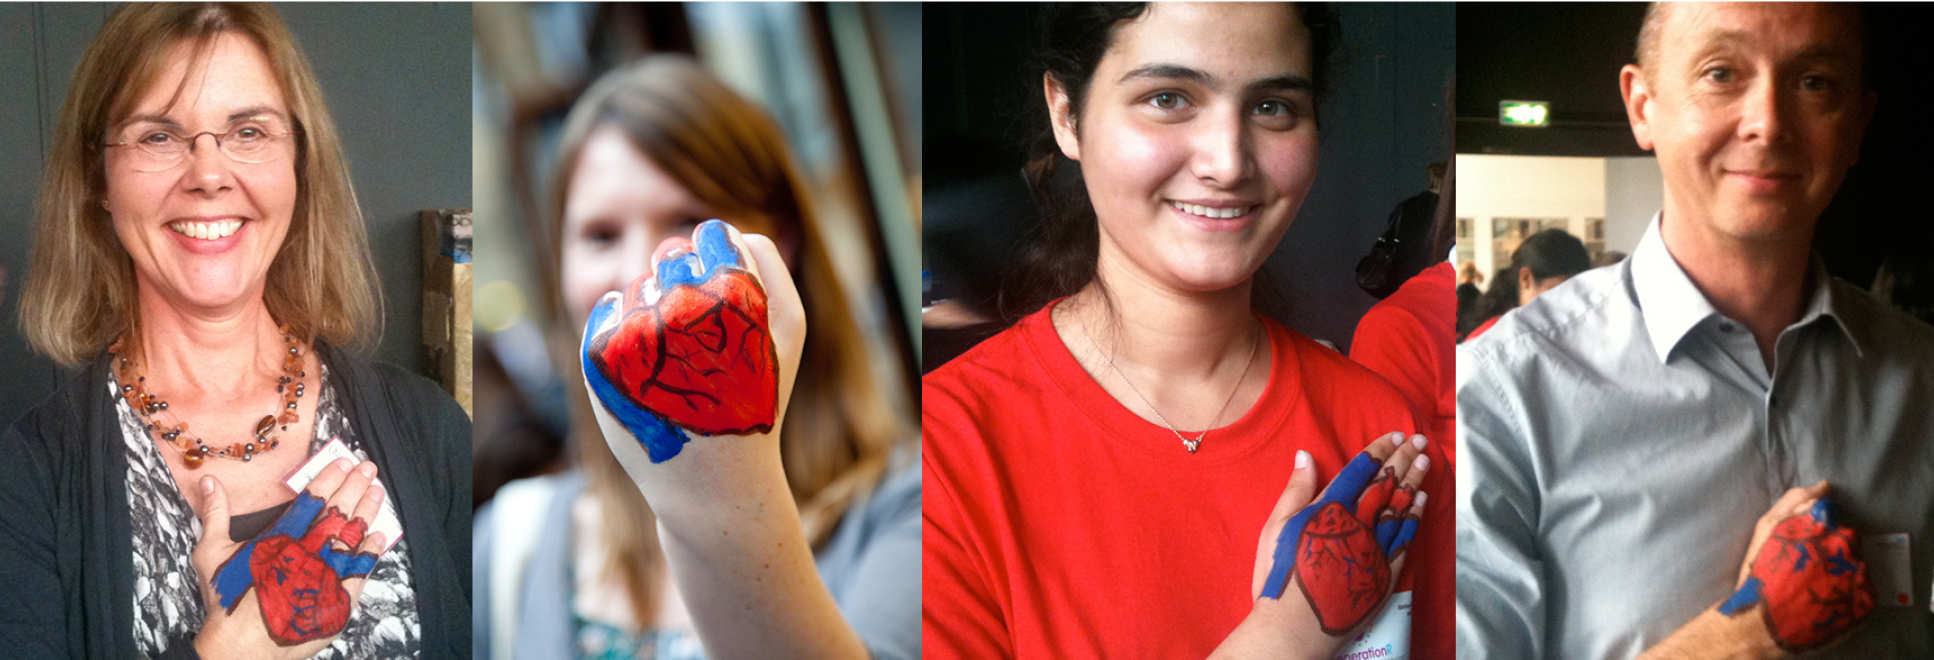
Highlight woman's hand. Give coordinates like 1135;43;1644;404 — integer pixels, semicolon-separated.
190;459;390;659
1214;432;1430;659
578;218;806;522
578;219;861;659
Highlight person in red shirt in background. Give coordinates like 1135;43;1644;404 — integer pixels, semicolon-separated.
1460;229;1593;343
923;4;1453;658
1351;158;1458;467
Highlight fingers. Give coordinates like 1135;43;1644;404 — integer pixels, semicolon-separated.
1322;432;1405;506
1356;434;1424;526
304;458;355;500
1386;492;1427;560
324;461;377;516
350;480;385;540
196;475;231;547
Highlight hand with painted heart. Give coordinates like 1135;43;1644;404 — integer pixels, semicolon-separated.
581;219;802;473
1717;485;1875;653
1214;431;1430;659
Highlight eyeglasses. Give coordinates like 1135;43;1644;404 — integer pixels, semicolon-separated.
104;116;298;173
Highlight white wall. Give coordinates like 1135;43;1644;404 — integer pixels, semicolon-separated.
1455;154;1607;286
1604;156;1662;255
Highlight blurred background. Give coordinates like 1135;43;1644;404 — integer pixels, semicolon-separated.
0;3;472;427
922;2;1456;367
470;3;921;506
1456;3;1934;332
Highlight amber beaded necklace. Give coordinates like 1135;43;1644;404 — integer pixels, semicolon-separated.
108;327;308;468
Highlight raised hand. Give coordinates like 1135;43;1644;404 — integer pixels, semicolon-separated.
581;219;782;463
1718;486;1875;652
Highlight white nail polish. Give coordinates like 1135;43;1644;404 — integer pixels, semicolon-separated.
1412;434;1427;450
1295;450;1311;469
1415;455;1430;472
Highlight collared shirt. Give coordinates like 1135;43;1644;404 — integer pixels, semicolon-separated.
1456;214;1934;659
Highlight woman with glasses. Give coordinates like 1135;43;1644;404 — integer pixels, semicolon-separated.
7;4;469;657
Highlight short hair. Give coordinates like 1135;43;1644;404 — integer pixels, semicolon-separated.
1634;2;1669;73
21;3;380;365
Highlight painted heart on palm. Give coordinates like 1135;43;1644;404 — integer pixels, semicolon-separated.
210;492;380;646
582;219;779;463
1296;501;1393;634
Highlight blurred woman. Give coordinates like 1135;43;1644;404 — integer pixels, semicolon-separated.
922;4;1451;657
1460;228;1593;342
8;4;469;657
473;56;918;660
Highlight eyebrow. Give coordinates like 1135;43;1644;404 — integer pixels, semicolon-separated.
120;105;289;128
1118;63;1313;93
1690;30;1857;65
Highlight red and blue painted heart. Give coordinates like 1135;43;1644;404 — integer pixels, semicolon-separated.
582;219;779;462
1718;499;1875;651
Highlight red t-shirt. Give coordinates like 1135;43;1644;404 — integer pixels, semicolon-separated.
922;303;1453;659
1350;262;1456;467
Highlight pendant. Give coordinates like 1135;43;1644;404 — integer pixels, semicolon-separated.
1183;436;1201;453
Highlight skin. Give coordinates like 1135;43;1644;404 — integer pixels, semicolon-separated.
1619;4;1876;656
100;33;388;657
566;140;863;654
558;125;779;332
1618;2;1873;366
1039;4;1422;655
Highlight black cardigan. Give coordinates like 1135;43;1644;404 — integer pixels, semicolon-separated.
0;343;471;658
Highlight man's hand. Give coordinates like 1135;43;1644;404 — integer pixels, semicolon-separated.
1641;482;1875;659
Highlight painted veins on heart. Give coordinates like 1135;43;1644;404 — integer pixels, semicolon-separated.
1262;453;1420;635
1718;498;1875;651
582;219;779;462
210;492;380;646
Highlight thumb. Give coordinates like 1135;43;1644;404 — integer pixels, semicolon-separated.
1270;450;1320;522
198;475;230;545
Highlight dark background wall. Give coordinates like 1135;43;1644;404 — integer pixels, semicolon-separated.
0;4;471;427
1457;2;1934;303
923;2;1455;352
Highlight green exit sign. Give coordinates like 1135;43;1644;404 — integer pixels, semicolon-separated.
1499;100;1550;127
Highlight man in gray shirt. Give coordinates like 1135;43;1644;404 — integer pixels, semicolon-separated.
1458;3;1934;658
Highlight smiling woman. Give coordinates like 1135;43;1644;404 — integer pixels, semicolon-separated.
922;3;1455;658
6;3;469;658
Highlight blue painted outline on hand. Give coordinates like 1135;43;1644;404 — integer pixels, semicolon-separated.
1262;453;1382;599
1718;498;1838;616
582;219;751;463
210;492;378;612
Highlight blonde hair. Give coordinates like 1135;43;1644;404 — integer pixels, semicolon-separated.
21;3;380;364
546;55;909;619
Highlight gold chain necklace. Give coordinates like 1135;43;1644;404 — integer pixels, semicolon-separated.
1102;321;1260;454
108;327;307;468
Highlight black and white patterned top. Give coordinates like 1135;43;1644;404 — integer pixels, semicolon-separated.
116;365;422;658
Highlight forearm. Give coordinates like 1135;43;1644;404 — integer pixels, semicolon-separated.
642;447;867;660
1638;608;1783;660
1206;599;1330;660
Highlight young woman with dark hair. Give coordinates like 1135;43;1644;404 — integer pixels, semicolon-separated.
923;4;1453;657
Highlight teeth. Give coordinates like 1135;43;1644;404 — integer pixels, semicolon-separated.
167;219;243;240
1171;202;1250;219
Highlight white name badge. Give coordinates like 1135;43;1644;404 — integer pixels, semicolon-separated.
1333;590;1411;660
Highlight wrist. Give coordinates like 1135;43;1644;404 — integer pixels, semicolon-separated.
1211;600;1333;660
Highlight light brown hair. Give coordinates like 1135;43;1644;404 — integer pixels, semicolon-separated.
546;55;910;620
21;3;380;364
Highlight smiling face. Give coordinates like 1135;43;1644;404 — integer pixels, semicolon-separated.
1622;3;1872;245
559;125;779;329
1050;2;1318;293
104;31;298;316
